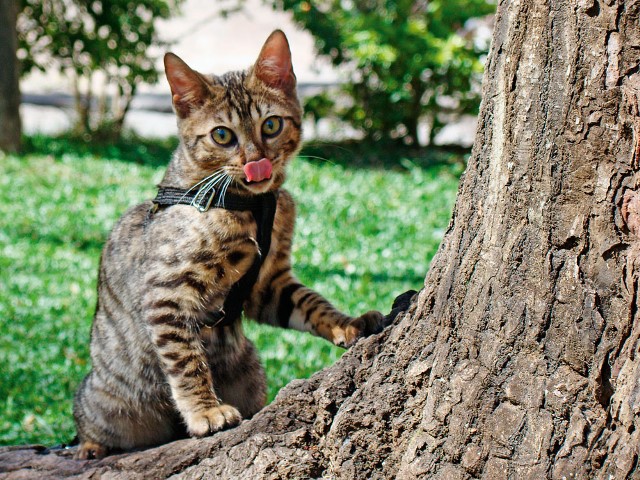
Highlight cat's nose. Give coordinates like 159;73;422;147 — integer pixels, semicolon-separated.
242;152;265;165
242;147;266;165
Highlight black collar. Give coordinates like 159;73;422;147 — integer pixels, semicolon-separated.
153;186;277;212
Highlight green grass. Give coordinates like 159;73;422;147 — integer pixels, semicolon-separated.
0;136;461;446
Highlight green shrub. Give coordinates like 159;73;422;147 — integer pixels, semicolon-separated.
17;0;181;138
273;0;495;144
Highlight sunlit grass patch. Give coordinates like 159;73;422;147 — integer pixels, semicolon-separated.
0;140;460;446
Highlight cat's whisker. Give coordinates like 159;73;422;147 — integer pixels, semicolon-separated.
222;177;233;207
184;170;225;193
192;172;229;210
189;172;227;208
297;155;335;165
199;172;227;194
196;174;225;198
216;175;233;208
186;170;224;192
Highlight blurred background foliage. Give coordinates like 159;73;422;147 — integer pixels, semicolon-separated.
269;0;495;145
16;0;182;139
10;0;495;145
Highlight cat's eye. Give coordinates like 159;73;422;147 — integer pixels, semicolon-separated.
211;127;236;146
262;116;283;138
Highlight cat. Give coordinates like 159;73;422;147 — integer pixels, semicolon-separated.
72;30;391;460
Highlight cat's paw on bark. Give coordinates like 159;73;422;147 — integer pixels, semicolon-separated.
186;404;242;437
337;310;385;347
338;290;419;348
384;289;418;324
75;440;109;460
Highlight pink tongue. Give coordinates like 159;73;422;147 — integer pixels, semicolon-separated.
243;158;273;183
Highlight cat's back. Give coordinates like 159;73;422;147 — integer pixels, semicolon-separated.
102;201;153;263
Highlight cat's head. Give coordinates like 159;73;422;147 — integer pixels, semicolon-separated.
162;30;302;195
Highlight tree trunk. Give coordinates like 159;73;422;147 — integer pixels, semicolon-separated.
0;0;22;153
2;0;640;478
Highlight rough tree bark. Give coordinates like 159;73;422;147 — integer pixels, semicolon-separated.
0;0;22;153
2;0;640;478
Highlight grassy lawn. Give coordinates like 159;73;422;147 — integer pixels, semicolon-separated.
0;135;461;446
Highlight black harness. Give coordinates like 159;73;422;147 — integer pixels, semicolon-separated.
152;185;278;328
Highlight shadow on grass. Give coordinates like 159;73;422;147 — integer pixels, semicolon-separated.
13;224;108;253
300;139;470;173
23;133;179;168
23;134;469;173
294;262;426;287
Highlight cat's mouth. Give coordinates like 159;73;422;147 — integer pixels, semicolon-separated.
240;176;274;194
243;177;270;186
240;158;275;192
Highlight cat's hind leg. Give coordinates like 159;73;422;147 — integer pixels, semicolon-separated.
73;369;179;458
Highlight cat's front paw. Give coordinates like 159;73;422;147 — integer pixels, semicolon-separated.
186;404;242;437
384;289;418;324
339;310;386;347
74;440;108;460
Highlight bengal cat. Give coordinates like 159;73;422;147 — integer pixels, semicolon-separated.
73;30;392;460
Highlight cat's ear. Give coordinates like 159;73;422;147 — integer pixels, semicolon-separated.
164;53;209;118
254;30;296;92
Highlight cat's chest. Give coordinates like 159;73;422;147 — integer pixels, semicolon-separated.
150;208;256;252
144;197;292;292
189;210;262;277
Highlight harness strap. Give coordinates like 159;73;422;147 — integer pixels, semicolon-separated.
214;192;277;327
154;186;274;212
152;186;278;328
